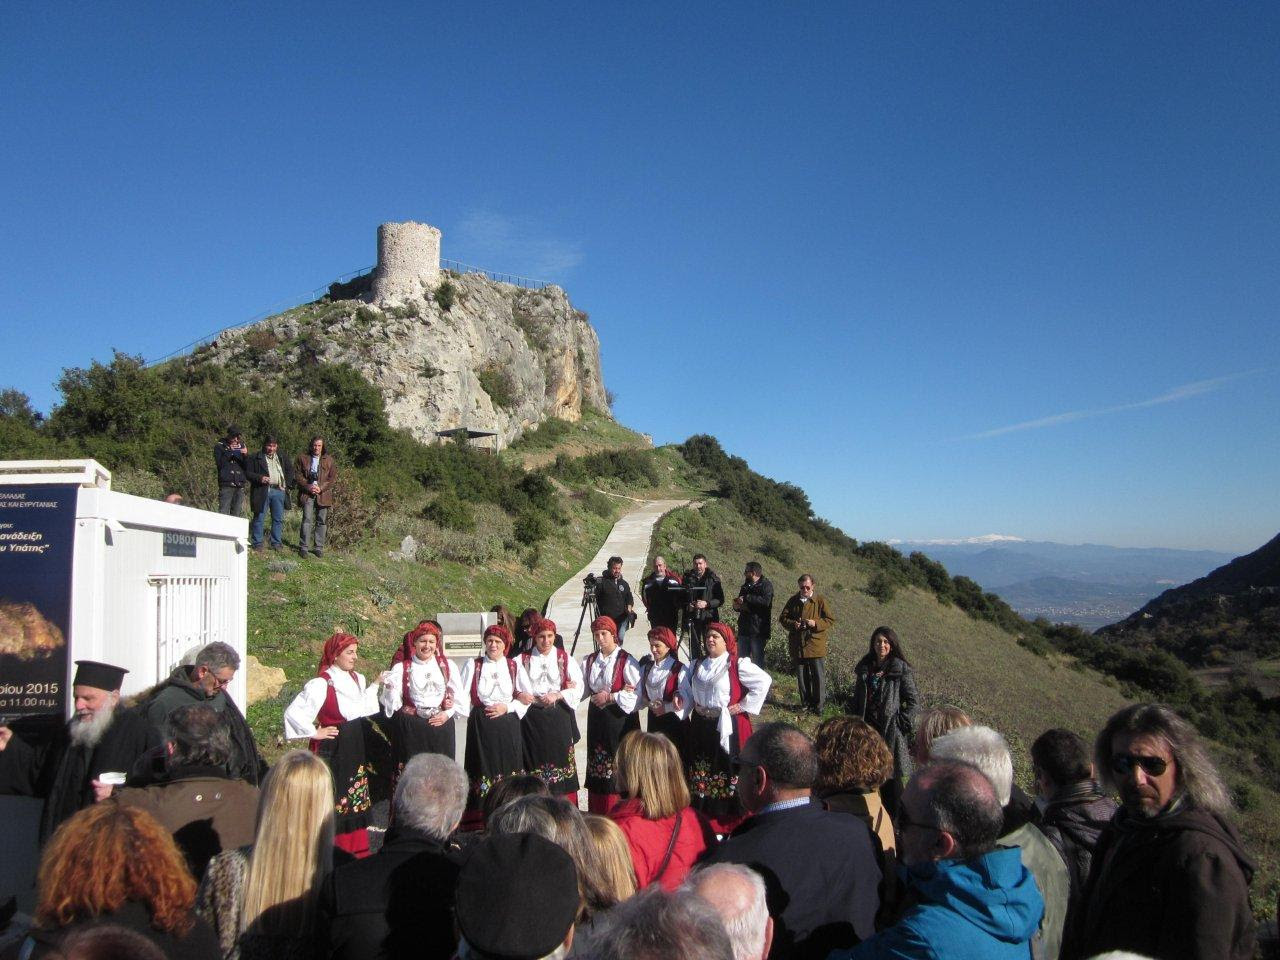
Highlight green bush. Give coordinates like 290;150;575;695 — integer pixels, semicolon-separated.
435;280;458;312
552;449;661;487
513;509;552;545
579;489;615;517
423;488;475;531
865;572;896;604
477;364;517;409
758;534;795;567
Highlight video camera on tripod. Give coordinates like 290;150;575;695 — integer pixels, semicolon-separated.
570;574;601;656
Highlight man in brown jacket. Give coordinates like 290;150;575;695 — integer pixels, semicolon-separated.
114;704;259;878
779;575;835;713
295;434;337;557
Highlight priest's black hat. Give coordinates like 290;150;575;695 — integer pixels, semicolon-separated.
72;660;128;691
456;833;578;960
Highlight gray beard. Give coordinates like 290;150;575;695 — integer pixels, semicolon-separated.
68;704;115;749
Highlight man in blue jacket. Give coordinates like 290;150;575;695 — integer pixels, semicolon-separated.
838;760;1043;960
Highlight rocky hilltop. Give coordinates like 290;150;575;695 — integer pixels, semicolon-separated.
198;221;610;448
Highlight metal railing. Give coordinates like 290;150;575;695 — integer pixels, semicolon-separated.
148;257;556;366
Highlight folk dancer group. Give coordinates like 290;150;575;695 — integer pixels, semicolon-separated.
283;615;772;847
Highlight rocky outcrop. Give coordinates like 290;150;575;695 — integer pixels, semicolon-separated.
201;230;610;448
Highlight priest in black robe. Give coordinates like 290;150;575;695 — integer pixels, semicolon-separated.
0;660;152;843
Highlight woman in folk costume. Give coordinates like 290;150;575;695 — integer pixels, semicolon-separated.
380;621;459;791
454;623;533;829
513;617;584;802
283;632;384;857
675;621;772;834
637;626;688;752
580;615;641;814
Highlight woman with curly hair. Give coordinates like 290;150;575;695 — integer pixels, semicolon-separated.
849;626;919;817
20;803;218;960
815;716;898;883
197;749;334;960
455;624;533;829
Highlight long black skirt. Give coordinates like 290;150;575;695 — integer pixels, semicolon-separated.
685;712;743;833
585;702;640;794
646;708;686;756
464;710;524;811
389;710;457;789
522;703;580;795
312;717;373;835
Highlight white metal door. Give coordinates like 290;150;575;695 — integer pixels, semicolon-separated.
150;575;232;676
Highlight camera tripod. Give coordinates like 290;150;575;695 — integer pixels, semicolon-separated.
569;580;600;657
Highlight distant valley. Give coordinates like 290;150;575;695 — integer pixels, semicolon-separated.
892;536;1234;630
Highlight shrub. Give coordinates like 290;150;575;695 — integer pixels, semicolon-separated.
477;364;517;409
435;280;458;312
578;489;615;517
758;534;795;567
423;488;475;531
355;306;380;325
313;363;393;467
865;572;897;604
326;471;376;548
512;508;552;545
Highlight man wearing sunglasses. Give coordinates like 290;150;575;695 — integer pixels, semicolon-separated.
1070;703;1255;960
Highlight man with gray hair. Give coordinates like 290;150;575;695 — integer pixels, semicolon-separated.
834;761;1043;959
929;725;1069;960
138;640;265;785
591;886;734;960
318;752;469;960
1070;703;1255;960
685;863;774;960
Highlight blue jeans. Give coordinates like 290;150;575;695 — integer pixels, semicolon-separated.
251;488;287;547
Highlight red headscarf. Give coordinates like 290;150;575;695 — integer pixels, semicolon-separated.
647;626;678;654
393;620;443;666
706;622;737;656
318;632;359;677
484;624;514;656
590;616;617;637
533;618;558;639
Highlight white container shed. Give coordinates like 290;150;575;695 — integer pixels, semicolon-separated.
0;459;248;714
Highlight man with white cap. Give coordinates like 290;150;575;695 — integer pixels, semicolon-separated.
0;659;152;842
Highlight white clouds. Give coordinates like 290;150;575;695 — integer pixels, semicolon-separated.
454;210;584;279
957;370;1263;442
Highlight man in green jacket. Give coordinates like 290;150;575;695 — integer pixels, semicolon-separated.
778;574;835;713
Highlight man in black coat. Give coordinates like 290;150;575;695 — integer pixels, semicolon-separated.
317;753;469;960
0;660;152;843
213;425;249;516
682;554;724;658
733;561;774;666
704;723;880;960
246;435;295;551
1070;703;1255;960
593;555;636;643
640;556;683;632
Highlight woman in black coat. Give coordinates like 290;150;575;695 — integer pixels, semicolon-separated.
850;626;919;818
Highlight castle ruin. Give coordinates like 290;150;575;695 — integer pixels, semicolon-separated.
370;220;441;303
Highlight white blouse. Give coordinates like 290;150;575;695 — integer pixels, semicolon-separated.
454;656;533;719
283;668;381;740
522;649;585;699
638;655;689;720
581;647;640;714
677;653;772;752
380;656;458;717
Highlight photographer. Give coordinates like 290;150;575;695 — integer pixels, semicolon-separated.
213;425;249;516
294;435;337;558
593;556;636;643
641;556;683;632
681;554;724;658
733;561;774;665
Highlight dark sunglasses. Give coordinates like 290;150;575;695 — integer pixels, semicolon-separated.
1110;754;1168;777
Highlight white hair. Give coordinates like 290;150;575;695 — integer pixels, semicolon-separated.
929;725;1014;806
393;753;468;839
684;863;769;960
1086;953;1156;960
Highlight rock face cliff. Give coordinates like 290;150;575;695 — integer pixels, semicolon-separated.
198;222;610;448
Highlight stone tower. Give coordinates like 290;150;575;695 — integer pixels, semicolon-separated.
370;220;441;303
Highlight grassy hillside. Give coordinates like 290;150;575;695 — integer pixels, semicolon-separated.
647;497;1279;919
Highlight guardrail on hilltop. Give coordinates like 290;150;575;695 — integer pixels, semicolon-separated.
148;258;555;366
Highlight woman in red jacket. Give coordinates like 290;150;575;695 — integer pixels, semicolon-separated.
609;731;716;890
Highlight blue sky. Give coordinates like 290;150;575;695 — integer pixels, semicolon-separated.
2;3;1277;552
